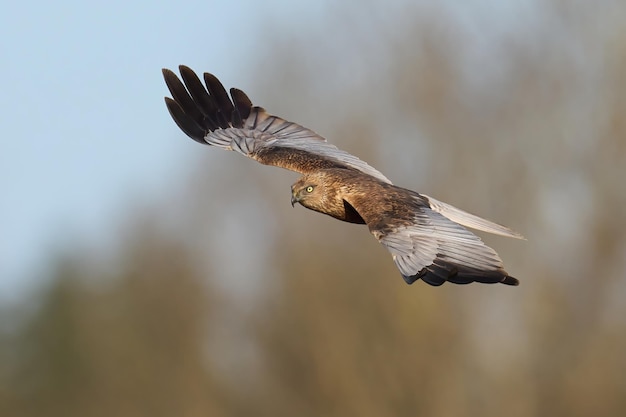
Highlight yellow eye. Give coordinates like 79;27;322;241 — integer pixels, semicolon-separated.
306;186;314;193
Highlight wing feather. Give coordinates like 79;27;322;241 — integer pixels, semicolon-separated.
424;195;525;239
375;197;518;286
164;97;206;143
163;66;391;183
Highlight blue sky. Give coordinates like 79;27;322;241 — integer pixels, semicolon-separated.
0;0;317;302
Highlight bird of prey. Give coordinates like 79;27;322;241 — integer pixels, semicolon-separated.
163;66;524;286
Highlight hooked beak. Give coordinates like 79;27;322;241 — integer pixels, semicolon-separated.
291;193;299;207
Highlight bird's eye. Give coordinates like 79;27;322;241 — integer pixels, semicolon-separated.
306;186;314;193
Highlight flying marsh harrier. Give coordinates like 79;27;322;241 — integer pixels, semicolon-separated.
163;66;524;286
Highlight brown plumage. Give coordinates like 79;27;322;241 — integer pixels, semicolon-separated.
163;66;525;286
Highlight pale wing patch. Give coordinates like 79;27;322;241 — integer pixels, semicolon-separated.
204;107;392;183
424;194;525;239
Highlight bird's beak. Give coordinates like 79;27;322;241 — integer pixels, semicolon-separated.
291;193;299;207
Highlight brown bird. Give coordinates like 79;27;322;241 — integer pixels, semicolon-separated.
163;66;524;286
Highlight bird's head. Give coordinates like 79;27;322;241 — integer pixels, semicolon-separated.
290;174;327;211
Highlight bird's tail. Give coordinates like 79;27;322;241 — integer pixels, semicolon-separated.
424;195;525;240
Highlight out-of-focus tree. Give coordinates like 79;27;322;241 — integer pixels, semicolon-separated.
1;221;230;417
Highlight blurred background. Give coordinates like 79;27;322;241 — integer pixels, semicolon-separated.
1;0;625;416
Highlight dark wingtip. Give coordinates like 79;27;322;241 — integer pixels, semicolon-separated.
230;88;252;122
178;64;193;74
403;263;519;287
402;274;418;285
163;97;207;143
502;275;520;286
402;272;446;286
162;66;255;145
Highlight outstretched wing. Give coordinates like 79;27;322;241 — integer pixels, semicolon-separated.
370;196;518;286
163;66;391;183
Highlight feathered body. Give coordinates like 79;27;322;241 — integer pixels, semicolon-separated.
163;66;524;286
